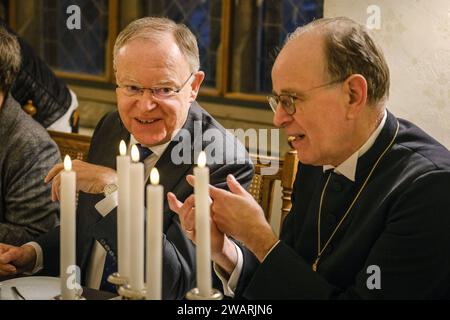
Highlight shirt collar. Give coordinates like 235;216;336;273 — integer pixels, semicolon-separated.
323;110;387;182
129;134;173;157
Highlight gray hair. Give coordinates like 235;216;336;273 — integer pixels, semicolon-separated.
286;17;390;106
0;26;21;93
113;17;200;73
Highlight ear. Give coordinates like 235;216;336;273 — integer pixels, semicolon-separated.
188;71;205;103
343;74;368;120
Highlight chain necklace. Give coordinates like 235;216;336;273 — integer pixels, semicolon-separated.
312;121;399;272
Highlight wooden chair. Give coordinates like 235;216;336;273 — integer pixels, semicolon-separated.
48;130;91;161
248;150;298;229
47;131;298;229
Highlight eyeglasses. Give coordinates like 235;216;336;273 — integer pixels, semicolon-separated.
117;72;194;99
267;78;346;115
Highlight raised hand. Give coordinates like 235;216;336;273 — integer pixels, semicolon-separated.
45;160;117;201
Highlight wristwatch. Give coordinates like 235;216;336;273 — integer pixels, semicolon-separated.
103;183;118;196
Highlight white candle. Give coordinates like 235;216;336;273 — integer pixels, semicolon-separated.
194;151;212;297
129;145;145;291
117;140;130;278
60;155;77;300
146;168;163;300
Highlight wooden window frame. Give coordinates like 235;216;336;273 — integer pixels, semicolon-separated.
8;0;119;83
7;0;279;104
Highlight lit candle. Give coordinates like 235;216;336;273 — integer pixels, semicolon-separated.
60;155;77;300
146;168;163;300
129;145;144;291
117;140;130;278
194;151;212;297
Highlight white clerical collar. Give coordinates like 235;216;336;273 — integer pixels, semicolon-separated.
323;110;387;182
129;134;173;157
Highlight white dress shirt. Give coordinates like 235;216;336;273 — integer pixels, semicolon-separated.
215;110;387;297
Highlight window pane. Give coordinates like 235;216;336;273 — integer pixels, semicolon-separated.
231;0;323;94
121;0;222;88
0;0;7;21
15;0;109;76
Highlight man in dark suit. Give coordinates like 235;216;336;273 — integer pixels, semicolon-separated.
0;17;253;299
170;17;450;299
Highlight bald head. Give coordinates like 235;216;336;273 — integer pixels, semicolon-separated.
272;31;329;93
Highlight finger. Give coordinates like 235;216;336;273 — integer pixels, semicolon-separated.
186;175;195;187
0;263;17;276
0;244;12;255
44;163;64;183
0;264;17;276
226;174;247;196
55;176;61;202
167;192;183;214
209;184;228;200
187;175;212;204
51;177;59;202
182;194;195;210
183;207;195;231
0;247;20;264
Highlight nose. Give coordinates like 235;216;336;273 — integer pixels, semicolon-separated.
138;90;158;111
272;104;292;128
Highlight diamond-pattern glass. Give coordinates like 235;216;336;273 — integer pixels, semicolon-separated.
142;0;222;88
232;0;323;94
43;0;108;75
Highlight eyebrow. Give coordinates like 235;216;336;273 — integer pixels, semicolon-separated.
273;89;306;98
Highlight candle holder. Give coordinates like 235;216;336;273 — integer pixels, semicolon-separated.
118;284;146;300
186;288;223;300
54;288;85;300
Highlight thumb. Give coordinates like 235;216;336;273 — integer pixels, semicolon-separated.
226;174;246;196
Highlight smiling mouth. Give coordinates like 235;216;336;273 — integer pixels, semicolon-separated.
135;118;159;124
288;135;306;147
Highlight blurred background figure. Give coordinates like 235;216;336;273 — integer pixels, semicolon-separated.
0;17;79;133
0;25;60;246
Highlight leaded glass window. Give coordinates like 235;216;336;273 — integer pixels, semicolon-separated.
13;0;110;77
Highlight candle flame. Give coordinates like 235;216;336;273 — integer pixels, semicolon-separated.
197;151;206;168
64;155;72;171
119;140;127;156
131;144;140;162
150;168;160;185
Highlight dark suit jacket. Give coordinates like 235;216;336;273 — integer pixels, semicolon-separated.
237;111;450;299
37;102;254;299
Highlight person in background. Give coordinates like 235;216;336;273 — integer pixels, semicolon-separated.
0;18;79;133
0;25;59;247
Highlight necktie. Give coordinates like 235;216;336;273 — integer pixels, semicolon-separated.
99;238;118;293
136;143;153;162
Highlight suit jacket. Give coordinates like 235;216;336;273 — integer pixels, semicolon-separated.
237;111;450;299
37;102;254;299
0;94;60;245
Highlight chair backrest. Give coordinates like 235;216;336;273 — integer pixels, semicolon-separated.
249;150;298;228
48;130;91;161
